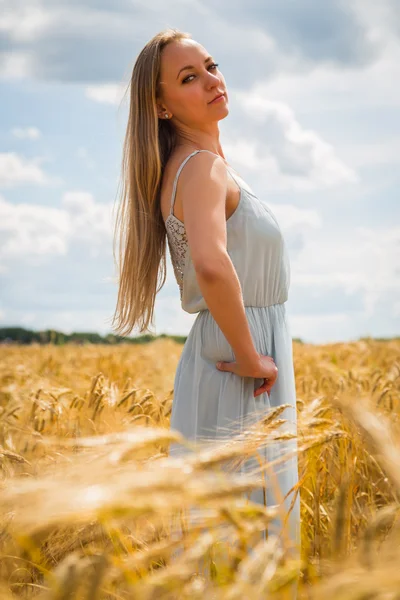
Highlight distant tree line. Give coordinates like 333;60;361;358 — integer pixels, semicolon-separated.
2;326;395;347
0;327;188;345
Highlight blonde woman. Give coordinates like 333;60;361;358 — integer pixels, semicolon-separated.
112;28;300;554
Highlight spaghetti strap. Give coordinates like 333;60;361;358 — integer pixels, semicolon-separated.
169;149;237;216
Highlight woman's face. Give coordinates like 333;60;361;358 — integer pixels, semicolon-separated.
157;39;229;127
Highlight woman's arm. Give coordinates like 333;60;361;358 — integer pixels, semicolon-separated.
195;254;260;369
177;151;261;371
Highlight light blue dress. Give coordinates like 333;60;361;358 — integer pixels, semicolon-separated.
165;149;301;555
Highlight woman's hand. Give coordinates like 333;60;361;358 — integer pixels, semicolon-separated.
216;354;278;397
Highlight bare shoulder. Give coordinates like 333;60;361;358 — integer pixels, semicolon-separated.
168;148;226;176
162;149;228;223
175;149;228;195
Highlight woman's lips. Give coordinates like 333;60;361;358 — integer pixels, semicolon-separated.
209;93;226;104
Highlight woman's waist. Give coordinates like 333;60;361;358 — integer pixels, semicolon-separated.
199;301;287;316
193;302;288;363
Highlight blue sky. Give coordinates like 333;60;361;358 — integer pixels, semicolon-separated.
1;0;399;343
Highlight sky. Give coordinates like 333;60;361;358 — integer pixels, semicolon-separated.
0;0;399;344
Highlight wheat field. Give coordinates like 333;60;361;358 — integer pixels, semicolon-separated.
0;337;399;599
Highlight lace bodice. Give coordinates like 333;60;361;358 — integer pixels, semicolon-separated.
165;213;188;300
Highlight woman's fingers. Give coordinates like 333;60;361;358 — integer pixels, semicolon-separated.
254;378;271;397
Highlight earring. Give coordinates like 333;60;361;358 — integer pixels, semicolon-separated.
164;112;169;119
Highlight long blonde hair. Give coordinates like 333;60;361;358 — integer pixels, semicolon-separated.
111;28;192;337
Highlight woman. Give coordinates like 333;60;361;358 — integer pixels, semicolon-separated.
112;28;300;554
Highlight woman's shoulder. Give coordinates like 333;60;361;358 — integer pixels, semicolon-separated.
167;147;226;172
163;148;226;195
160;148;228;224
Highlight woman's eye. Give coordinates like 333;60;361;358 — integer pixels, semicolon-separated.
182;63;219;84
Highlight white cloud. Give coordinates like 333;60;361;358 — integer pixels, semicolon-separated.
291;225;400;319
258;41;400;115
61;191;114;243
269;204;322;231
351;0;400;48
85;83;126;105
339;137;400;169
0;191;115;268
154;293;197;336
0;196;70;259
227;98;358;191
289;312;356;344
0;4;52;42
11;126;42;140
0;152;53;187
0;52;34;80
